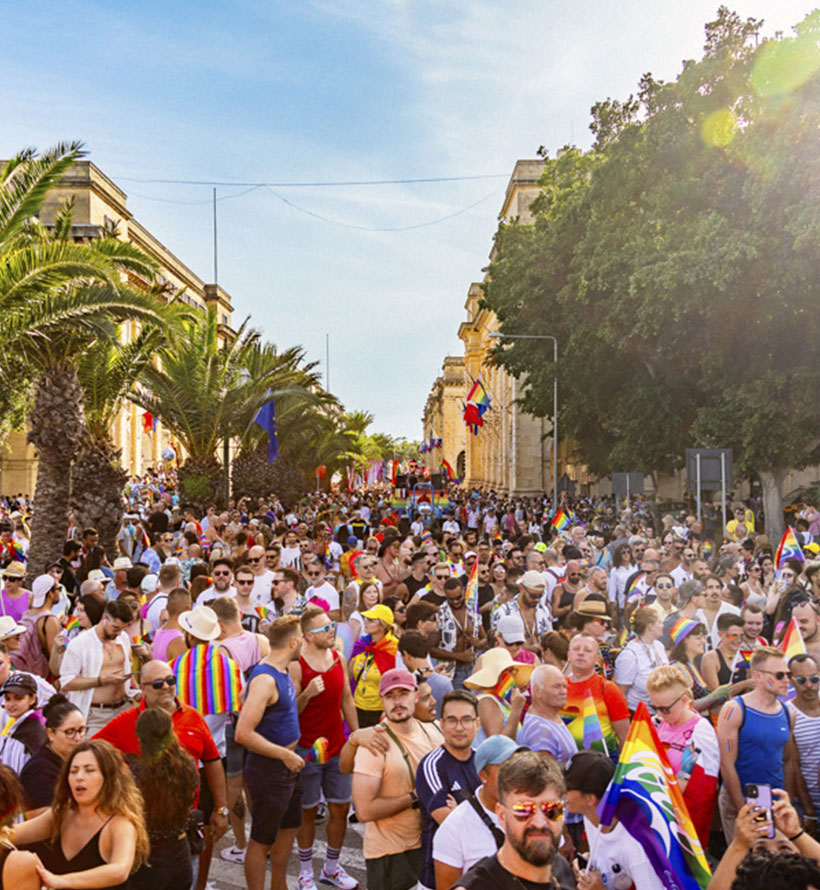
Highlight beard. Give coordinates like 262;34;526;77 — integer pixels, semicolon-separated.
509;825;559;867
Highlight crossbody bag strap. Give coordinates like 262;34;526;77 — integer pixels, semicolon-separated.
382;723;416;788
464;790;505;849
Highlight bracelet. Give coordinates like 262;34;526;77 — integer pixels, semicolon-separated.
788;829;805;842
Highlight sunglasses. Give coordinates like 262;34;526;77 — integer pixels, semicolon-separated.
249;556;264;563
794;675;820;686
759;669;791;680
510;800;565;822
656;583;673;590
306;571;322;577
142;676;176;690
236;579;254;586
307;622;336;635
652;692;687;715
213;570;231;577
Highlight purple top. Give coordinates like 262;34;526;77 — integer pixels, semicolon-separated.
0;588;28;623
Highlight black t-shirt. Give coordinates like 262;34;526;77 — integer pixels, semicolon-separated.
19;742;62;810
405;574;429;598
455;853;575;890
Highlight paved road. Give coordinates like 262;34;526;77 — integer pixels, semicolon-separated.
209;814;367;890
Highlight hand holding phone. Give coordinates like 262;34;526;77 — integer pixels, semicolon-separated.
744;783;775;838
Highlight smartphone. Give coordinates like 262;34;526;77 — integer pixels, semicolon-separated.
744;783;775;838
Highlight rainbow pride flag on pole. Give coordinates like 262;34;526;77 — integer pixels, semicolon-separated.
551;509;570;531
775;527;805;570
463;558;480;625
780;616;807;660
582;688;605;750
597;702;711;890
172;643;243;715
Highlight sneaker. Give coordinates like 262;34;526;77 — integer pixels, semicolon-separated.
298;875;319;890
320;865;359;889
220;844;246;864
315;802;328;823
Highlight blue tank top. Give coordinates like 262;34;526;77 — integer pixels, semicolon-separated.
735;698;790;789
247;662;300;747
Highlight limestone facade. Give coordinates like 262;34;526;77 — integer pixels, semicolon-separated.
422;159;578;496
422;356;467;480
0;162;235;495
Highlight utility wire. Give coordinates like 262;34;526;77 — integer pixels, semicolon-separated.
115;173;508;188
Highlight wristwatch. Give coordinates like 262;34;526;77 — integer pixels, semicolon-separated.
215;806;229;817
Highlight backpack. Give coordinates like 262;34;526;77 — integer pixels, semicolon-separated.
11;613;51;677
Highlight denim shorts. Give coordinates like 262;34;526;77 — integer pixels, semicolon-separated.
294;748;352;809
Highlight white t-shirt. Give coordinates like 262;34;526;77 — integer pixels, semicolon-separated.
696;602;741;650
585;816;666;890
613;639;669;711
432;787;501;876
195;585;237;608
251;570;275;606
670;565;692;587
306;581;340;612
279;546;301;569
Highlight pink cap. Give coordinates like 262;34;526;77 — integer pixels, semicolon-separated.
379;668;417;696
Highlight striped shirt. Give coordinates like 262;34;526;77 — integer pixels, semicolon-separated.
790;704;820;812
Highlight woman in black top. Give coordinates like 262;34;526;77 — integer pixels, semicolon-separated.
19;694;85;817
131;708;199;890
3;739;149;890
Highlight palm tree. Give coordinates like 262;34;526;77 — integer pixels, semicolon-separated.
73;322;171;556
135;308;291;511
0;143;170;576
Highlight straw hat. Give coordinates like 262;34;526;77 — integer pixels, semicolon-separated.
572;600;612;622
2;561;25;579
178;605;221;641
464;647;534;691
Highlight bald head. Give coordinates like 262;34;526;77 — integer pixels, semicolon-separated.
139;660;177;712
140;660;174;684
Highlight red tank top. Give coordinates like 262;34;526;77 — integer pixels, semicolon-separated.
298;650;346;756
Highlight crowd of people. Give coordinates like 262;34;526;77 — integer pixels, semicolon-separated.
0;482;818;889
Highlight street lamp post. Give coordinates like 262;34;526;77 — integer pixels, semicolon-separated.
489;332;558;502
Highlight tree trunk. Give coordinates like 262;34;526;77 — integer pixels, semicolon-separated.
27;365;85;581
178;455;224;513
232;446;306;506
71;434;128;560
759;467;786;545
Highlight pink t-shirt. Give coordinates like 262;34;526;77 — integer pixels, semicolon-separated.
514;649;538;665
657;712;700;773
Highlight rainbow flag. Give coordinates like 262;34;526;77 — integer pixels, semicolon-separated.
10;541;25;562
597;702;711;890
775;528;804;570
440;459;454;480
255;603;275;622
421;530;433;545
551;509;570;531
64;615;81;634
463;557;480;624
614;625;631;649
0;717;16;737
466;376;491;408
493;670;516;703
625;571;646;603
306;737;329;764
581;688;604;750
172;643;243;715
779;616;807;660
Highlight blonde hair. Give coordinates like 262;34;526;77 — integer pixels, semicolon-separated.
646;664;691;696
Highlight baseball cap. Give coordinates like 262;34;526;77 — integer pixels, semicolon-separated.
564;750;615;797
474;735;530;774
1;673;37;697
361;604;394;625
31;574;56;608
141;574;159;595
379;668;417;697
518;570;547;591
534;542;548;553
496;614;526;644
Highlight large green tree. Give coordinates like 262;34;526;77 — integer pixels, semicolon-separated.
485;7;820;541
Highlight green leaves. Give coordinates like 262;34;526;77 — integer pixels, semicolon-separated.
485;6;820;499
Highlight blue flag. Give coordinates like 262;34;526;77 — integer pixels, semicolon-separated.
254;392;278;462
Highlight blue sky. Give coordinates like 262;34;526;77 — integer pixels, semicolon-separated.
1;1;814;439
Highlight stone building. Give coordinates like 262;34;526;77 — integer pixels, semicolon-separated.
422;159;591;496
0;161;235;494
